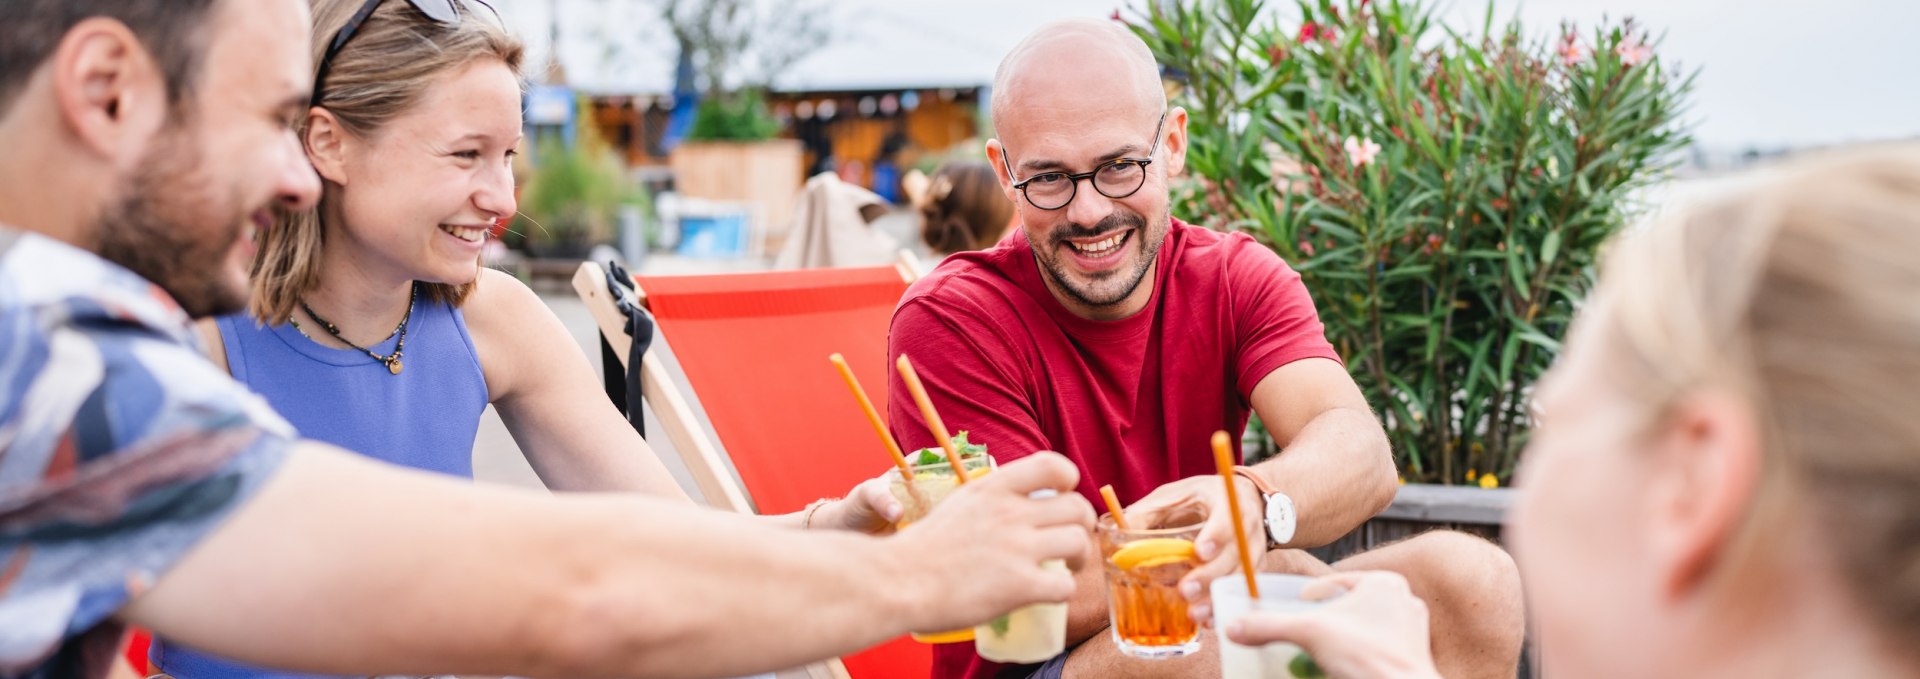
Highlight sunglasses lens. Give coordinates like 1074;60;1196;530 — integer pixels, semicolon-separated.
407;0;459;23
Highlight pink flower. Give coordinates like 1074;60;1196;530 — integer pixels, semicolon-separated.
1615;37;1652;66
1344;135;1382;167
1558;40;1587;66
1298;240;1316;256
1298;22;1322;44
1110;9;1124;22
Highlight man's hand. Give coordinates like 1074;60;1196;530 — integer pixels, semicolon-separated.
887;453;1095;633
814;475;906;534
1224;571;1443;679
1124;473;1266;605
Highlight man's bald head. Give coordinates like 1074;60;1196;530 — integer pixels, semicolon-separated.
991;18;1165;133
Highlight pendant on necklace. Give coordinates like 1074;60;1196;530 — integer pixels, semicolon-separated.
385;357;404;375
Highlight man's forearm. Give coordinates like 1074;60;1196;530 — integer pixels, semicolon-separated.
129;447;929;679
526;496;931;676
1064;539;1112;647
1247;406;1396;547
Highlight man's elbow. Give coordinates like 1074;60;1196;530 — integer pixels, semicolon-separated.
1364;430;1398;517
1328;410;1395;517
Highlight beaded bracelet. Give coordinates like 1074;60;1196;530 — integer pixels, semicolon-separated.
801;497;840;529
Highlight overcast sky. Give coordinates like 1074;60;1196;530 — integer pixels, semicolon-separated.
496;0;1920;152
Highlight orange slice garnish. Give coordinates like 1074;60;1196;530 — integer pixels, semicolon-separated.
1109;538;1198;571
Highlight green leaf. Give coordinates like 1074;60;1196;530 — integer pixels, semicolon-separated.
1506;253;1533;300
989;614;1012;637
908;431;988;467
1541;229;1562;268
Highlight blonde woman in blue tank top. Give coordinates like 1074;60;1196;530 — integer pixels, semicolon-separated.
156;2;901;677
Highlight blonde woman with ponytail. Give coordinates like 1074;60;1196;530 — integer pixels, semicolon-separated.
1221;145;1920;679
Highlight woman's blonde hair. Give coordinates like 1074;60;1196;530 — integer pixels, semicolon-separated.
919;161;1014;255
1595;144;1920;654
250;0;524;323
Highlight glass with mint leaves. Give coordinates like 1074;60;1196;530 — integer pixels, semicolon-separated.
975;488;1070;663
890;431;995;644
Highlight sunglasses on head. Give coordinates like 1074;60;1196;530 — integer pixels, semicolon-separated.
311;0;501;106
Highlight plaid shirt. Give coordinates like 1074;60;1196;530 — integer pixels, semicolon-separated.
0;226;294;678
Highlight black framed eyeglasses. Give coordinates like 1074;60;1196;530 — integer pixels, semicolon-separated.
1001;111;1168;211
311;0;501;106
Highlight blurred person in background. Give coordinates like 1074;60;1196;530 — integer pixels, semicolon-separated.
917;160;1017;260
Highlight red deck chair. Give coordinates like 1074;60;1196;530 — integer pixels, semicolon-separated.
572;260;930;679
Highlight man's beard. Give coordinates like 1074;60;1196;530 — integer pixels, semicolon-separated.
1032;208;1166;309
95;124;250;319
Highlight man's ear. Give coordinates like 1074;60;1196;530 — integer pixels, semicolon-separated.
1642;390;1766;603
304;107;349;186
50;17;168;163
986;139;1018;201
1161;106;1190;178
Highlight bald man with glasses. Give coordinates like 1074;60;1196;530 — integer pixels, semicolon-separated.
887;19;1528;679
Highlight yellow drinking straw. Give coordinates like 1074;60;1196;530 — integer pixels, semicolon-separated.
1099;484;1131;530
895;354;971;483
828;353;916;480
1212;430;1261;599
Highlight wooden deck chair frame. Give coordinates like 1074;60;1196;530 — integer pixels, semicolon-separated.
571;254;922;679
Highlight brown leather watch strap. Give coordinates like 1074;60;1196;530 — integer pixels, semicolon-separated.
1233;465;1278;496
1231;466;1277;548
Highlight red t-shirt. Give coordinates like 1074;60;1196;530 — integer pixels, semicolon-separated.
886;218;1339;679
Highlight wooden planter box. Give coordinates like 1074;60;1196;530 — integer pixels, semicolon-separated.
1309;484;1538;678
668;140;804;255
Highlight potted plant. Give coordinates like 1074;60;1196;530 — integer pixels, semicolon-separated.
669;89;805;255
1130;0;1693;550
513;122;640;260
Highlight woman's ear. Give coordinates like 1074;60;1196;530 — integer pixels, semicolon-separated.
1643;389;1765;603
304;107;349;186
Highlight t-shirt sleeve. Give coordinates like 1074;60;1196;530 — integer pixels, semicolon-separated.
0;321;293;675
1230;239;1342;401
887;297;1053;466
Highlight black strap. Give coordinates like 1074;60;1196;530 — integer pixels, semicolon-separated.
601;260;654;437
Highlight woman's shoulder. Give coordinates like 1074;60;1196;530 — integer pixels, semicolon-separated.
455;268;575;395
456;268;562;353
458;268;547;329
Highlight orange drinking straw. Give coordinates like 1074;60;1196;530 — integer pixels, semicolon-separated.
1212;430;1261;598
1099;484;1131;530
829;353;915;479
895;354;971;483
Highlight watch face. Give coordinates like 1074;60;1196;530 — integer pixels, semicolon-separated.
1265;492;1296;545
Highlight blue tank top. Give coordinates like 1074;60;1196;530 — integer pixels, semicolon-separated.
152;292;489;679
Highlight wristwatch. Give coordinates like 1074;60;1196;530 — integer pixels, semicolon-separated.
1233;466;1297;548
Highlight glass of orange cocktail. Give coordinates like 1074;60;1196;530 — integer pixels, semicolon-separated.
1097;505;1205;659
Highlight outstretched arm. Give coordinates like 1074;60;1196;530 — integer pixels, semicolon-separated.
123;445;1095;679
